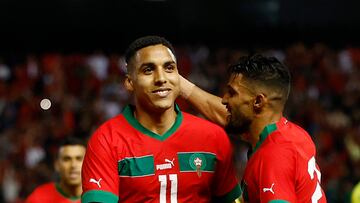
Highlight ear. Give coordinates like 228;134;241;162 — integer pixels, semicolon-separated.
124;74;134;92
253;94;267;114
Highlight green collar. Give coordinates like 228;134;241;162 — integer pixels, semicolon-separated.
55;183;80;201
252;122;278;154
122;104;183;141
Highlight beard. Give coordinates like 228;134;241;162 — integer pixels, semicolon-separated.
224;112;251;136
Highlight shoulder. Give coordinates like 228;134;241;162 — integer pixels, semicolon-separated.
96;114;127;133
180;112;232;153
88;114;127;144
258;121;316;163
27;182;55;200
32;182;55;192
267;120;315;150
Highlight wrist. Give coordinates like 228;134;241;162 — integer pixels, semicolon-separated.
179;75;195;99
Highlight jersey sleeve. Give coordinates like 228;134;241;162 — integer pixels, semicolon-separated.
257;146;297;202
212;128;241;202
81;128;119;203
25;191;37;203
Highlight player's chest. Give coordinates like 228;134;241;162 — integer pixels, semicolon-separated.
116;136;218;186
117;143;217;177
116;144;218;202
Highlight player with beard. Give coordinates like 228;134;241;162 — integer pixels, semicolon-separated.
25;136;85;203
179;54;327;202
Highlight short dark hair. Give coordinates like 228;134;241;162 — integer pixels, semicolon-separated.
228;54;291;99
58;136;86;149
124;35;175;64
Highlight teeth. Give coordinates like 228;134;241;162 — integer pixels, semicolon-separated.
154;90;169;97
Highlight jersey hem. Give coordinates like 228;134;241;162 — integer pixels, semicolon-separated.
82;190;118;203
268;200;290;203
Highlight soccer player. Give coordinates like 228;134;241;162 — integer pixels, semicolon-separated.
81;36;241;203
179;54;327;202
25;136;86;203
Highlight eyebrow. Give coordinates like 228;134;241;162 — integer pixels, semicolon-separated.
139;60;176;68
164;61;176;66
139;62;154;68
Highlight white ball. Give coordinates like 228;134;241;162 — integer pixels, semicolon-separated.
40;98;51;110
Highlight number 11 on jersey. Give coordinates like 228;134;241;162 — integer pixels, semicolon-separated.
158;174;178;203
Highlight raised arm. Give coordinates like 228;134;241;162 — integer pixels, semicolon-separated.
179;75;228;127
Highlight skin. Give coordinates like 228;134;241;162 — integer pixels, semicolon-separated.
222;74;256;143
125;44;180;135
180;73;284;148
55;145;86;197
222;73;284;147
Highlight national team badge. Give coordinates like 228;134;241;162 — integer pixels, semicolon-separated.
189;153;206;177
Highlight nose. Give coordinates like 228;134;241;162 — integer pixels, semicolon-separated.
70;159;81;168
154;68;167;84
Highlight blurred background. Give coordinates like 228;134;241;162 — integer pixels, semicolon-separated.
0;0;360;202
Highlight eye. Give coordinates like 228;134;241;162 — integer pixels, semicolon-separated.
227;88;236;97
62;157;71;162
142;66;154;74
164;63;176;72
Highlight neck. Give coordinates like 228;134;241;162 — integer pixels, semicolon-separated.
134;106;177;136
58;181;82;198
248;112;282;148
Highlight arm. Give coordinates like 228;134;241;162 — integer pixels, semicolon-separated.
81;130;119;203
179;75;227;127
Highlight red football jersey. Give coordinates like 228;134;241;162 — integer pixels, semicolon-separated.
242;117;327;203
25;182;80;203
82;105;240;203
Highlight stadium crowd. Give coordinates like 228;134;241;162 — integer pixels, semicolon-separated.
0;42;359;203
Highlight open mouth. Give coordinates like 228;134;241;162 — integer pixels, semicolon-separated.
152;89;171;97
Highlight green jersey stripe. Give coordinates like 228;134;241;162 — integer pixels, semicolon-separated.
55;183;80;200
118;155;155;177
178;152;217;172
82;190;118;203
122;104;183;141
268;200;290;203
252;123;277;155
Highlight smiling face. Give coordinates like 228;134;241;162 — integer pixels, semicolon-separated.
221;74;255;137
55;145;85;187
125;44;180;113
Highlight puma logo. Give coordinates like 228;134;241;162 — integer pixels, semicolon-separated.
156;158;175;170
263;183;275;194
165;158;175;166
89;178;102;188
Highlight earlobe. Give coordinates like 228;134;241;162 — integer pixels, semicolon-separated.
124;76;134;91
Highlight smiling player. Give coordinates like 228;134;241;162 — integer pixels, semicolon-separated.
81;35;241;203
